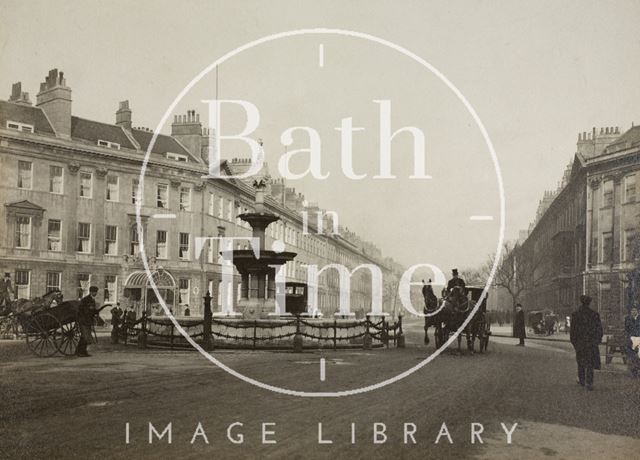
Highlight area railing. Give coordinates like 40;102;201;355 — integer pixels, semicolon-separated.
115;312;404;351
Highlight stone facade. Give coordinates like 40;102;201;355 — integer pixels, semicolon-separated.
0;68;401;319
520;126;640;330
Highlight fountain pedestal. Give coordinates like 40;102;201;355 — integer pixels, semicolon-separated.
228;179;298;319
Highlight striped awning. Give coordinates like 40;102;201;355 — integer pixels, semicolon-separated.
124;269;176;289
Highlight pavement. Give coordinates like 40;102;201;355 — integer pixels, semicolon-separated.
1;317;638;459
490;325;572;343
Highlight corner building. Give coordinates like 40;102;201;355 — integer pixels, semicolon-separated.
0;69;401;318
520;126;640;329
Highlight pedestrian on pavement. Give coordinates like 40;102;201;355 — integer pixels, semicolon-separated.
110;302;123;344
0;272;14;311
570;295;603;390
514;303;526;346
126;306;137;327
77;286;99;357
624;306;640;377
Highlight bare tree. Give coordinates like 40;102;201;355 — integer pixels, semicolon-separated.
483;240;550;313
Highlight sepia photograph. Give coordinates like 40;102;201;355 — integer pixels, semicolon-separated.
0;1;639;458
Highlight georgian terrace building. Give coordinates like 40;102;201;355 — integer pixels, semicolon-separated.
0;69;400;318
519;125;640;330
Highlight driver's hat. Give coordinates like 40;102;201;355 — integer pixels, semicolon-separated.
452;268;459;275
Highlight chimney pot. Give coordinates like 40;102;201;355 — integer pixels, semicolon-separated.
36;68;72;137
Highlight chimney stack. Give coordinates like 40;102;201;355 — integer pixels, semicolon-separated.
9;82;32;105
116;100;132;130
36;69;72;137
171;109;203;160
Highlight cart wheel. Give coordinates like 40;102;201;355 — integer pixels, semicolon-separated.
55;321;80;356
24;313;60;357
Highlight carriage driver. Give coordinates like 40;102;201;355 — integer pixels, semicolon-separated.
446;269;466;296
76;286;99;357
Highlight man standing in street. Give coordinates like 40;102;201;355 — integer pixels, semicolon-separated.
76;286;98;357
109;302;123;344
624;306;640;377
0;272;14;312
514;303;526;346
570;295;603;390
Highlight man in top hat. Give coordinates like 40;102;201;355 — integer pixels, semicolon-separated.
446;269;466;295
570;295;603;390
0;272;14;309
76;286;99;357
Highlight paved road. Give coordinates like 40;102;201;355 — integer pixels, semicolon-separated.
1;318;639;459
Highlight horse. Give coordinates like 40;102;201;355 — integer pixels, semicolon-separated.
423;288;445;347
1;289;64;316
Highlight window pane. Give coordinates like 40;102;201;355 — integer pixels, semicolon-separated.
18;161;32;189
105;225;118;255
106;176;119;201
49;166;63;194
179;187;191;211
130;225;140;255
15;216;31;248
80;173;92;198
179;232;190;259
625;175;636;203
157;184;168;208
15;270;30;299
46;272;61;292
78;223;91;252
78;274;91;298
156;230;168;258
104;275;117;302
602;180;613;207
48;219;62;251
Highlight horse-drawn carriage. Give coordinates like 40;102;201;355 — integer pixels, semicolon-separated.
528;310;557;336
0;290;107;356
423;285;491;353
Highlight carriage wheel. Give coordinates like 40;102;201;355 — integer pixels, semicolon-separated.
24;313;60;357
55;321;80;356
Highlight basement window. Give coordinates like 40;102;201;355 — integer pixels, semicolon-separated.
6;121;34;133
97;139;121;150
166;152;188;162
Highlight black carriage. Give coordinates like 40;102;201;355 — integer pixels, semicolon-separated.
15;301;82;356
467;286;491;352
283;282;308;316
528;310;557;335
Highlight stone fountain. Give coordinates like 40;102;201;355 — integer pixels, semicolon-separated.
230;178;297;319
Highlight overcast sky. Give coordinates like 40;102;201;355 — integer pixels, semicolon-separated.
1;0;639;277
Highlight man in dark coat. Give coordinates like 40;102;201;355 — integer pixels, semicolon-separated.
76;286;98;357
570;295;603;390
0;272;14;309
624;307;640;377
446;269;466;295
513;303;526;346
110;302;123;344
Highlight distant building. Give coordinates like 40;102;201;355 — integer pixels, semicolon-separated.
0;69;401;318
519;125;640;329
